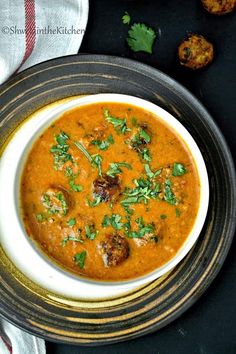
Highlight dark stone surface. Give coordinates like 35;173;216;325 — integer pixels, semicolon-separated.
47;0;236;353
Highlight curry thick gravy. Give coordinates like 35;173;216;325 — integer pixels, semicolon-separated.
21;102;200;281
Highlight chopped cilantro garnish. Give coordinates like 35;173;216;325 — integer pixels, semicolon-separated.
91;134;114;151
50;131;73;169
106;162;132;178
104;109;131;134
75;141;103;177
175;208;181;217
91;154;103;177
121;177;160;206
144;164;162;179
67;218;76;227
56;193;68;215
141;148;152;162
61;235;83;246
160;214;167;219
73;251;86;269
131;117;138;126
139;128;151;143
102;214;123;230
127;217;155;238
172;163;187;176
127;23;156;54
122;11;131;25
164;179;177;205
85;225;99;240
69;179;83;192
87;195;102;207
36;213;46;222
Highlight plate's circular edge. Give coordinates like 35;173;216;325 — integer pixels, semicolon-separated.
0;54;236;345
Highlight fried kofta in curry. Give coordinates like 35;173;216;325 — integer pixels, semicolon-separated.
201;0;236;15
178;34;214;70
98;234;130;267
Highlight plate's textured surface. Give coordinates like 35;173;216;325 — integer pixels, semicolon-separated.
0;55;235;345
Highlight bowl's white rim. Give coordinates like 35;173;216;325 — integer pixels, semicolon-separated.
0;94;209;299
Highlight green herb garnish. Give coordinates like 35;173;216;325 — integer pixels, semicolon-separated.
175;208;181;217
144;164;162;179
122;11;131;25
87;195;102;207
127;217;155;238
61;235;83;246
121;177;160;206
106;162;132;178
74;141;103;177
50;132;73;169
91;135;114;151
160;214;167;219
36;213;46;222
69;179;83;192
172;163;187;176
126;23;156;54
67;218;76;227
73;251;86;269
102;214;123;230
85;225;99;240
104;109;131;134
164;179;177;205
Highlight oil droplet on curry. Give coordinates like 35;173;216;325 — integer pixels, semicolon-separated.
20;102;200;281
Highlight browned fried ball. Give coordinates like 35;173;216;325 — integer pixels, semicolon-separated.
201;0;236;15
178;34;214;70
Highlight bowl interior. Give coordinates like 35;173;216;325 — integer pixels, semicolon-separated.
0;93;209;299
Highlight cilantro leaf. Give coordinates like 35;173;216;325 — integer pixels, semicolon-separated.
127;217;155;238
91;134;114;151
50;131;73;169
102;214;123;230
175;208;181;217
172;163;187;176
122;11;131;25
67;218;76;227
106;162;132;178
85;225;99;240
73;251;86;269
127;23;156;54
69;179;83;192
164;179;177;205
86;194;102;207
61;235;83;246
104;109;131;134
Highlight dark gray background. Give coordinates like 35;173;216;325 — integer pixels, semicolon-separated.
47;0;236;353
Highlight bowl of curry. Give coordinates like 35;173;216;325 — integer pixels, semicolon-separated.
0;94;209;298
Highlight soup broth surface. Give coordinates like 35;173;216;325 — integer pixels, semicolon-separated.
21;102;200;281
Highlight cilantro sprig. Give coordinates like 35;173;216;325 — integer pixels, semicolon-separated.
127;23;156;54
172;163;187;176
50;132;73;170
74;141;103;177
106;162;132;178
73;251;86;269
91;135;114;151
104;109;131;134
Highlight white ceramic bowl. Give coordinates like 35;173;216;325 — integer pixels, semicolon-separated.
0;94;209;299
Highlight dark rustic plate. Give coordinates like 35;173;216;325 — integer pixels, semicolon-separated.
0;54;235;345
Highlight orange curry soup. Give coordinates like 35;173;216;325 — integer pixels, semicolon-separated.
20;102;200;281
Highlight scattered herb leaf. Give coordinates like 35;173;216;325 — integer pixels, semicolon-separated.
91;134;114;151
160;214;167;219
172;163;187;176
73;251;86;269
126;23;156;54
102;214;123;230
85;225;99;240
61;235;83;246
122;11;131;25
175;208;181;217
104;109;131;134
164;179;177;205
106;162;132;178
67;218;76;227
